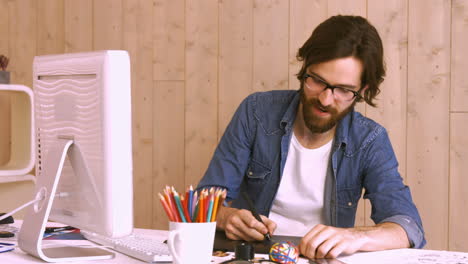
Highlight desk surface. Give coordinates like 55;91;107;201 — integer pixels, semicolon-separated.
2;221;468;264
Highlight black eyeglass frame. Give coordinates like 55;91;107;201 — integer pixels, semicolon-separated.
302;72;363;101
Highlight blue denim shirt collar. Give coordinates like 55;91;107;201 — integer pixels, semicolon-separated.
279;91;299;133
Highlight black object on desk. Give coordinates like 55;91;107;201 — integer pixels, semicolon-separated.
213;230;302;254
0;213;14;225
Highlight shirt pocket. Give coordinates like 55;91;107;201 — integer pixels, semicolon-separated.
337;186;362;209
245;159;271;180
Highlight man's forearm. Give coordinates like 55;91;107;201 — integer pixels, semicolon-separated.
357;222;410;252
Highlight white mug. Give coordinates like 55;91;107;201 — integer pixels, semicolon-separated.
167;221;216;264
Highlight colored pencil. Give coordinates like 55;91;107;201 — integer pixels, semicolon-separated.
165;187;181;222
211;189;221;222
191;191;198;221
188;185;193;218
173;190;187;222
192;200;200;222
158;193;174;221
206;194;214;222
181;195;192;223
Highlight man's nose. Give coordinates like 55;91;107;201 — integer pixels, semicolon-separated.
318;88;334;106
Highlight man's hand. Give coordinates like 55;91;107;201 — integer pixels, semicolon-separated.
299;223;410;259
216;205;276;241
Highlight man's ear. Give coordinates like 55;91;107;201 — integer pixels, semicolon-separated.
359;85;369;98
359;84;369;97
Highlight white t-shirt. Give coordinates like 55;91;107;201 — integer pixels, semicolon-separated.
269;132;333;236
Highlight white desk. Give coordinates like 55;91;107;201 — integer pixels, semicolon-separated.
2;221;468;264
0;227;170;264
0;222;282;264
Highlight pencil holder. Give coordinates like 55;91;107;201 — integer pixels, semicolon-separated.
167;221;216;264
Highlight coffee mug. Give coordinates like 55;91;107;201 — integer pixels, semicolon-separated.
167;221;216;264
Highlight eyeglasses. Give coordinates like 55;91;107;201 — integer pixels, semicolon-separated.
302;72;362;102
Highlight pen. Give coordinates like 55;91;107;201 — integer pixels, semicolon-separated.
241;191;271;241
0;242;15;253
44;226;75;233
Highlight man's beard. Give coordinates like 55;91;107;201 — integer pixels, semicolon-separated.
299;88;355;134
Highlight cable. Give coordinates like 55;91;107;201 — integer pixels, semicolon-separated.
0;197;43;222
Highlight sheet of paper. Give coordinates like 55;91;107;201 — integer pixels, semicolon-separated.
338;248;468;264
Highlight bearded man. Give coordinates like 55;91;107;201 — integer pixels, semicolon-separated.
197;15;425;259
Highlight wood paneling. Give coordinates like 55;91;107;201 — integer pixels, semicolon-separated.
153;81;185;230
185;0;218;186
1;0;468;250
93;0;123;50
153;0;185;81
449;113;468;252
0;0;8;54
451;0;468;112
37;0;65;55
253;0;289;92
9;0;36;87
64;0;93;52
123;0;154;229
407;0;451;250
218;0;253;139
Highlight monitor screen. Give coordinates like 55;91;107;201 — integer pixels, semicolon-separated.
19;50;134;261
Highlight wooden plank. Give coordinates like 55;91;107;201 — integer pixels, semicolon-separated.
37;0;65;55
253;0;288;91
407;0;450;250
153;80;185;230
8;0;36;87
218;0;252;139
185;0;218;186
64;0;93;52
122;0;154;229
366;0;408;226
0;0;10;166
327;0;366;16
449;113;468;251
289;0;327;91
153;0;185;81
451;0;468;112
93;0;123;50
0;0;8;54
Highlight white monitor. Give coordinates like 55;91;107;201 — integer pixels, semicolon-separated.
18;50;133;262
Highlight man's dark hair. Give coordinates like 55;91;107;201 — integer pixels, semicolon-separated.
296;15;385;107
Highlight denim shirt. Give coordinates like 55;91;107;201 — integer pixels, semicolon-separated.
198;90;426;248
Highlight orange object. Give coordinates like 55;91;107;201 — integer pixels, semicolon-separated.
181;195;192;223
158;193;174;221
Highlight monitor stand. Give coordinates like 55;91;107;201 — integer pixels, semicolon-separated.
18;138;115;262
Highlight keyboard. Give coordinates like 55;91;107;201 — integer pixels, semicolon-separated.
81;230;172;263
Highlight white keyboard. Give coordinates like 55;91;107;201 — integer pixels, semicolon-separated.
81;230;172;263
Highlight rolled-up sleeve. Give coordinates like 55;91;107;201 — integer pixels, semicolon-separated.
380;214;425;248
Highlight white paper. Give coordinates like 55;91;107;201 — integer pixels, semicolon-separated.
338;248;468;264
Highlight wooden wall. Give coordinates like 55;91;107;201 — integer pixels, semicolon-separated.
0;0;467;251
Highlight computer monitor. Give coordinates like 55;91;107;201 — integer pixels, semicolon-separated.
18;50;133;262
